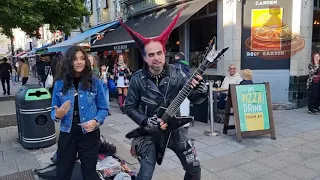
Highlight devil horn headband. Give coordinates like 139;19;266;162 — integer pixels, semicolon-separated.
119;6;186;56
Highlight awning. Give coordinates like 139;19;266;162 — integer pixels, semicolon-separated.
48;20;119;53
34;43;53;53
91;0;212;51
20;53;28;58
26;50;36;57
14;50;29;58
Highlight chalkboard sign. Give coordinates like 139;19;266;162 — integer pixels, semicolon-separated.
223;82;276;142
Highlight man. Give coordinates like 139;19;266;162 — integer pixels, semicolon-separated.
221;64;242;89
218;64;242;110
19;59;29;85
121;7;212;180
0;58;12;95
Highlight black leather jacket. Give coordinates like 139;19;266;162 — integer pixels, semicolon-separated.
124;65;208;126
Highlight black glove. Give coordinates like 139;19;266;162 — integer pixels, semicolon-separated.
195;80;208;93
146;116;160;131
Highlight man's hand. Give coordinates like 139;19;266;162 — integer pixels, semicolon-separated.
190;75;208;93
159;121;168;130
147;116;168;131
54;100;71;119
80;120;98;132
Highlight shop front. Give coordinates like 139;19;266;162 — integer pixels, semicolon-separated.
210;0;314;108
90;0;215;71
91;0;314;108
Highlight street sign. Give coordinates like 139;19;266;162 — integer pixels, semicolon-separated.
223;82;276;141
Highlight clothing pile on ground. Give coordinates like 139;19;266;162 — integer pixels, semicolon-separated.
34;135;136;180
96;135;136;179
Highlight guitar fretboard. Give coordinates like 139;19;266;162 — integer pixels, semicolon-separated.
161;63;208;121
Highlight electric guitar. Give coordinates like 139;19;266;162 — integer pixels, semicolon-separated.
126;37;229;165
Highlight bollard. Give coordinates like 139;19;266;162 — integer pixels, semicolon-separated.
204;81;221;136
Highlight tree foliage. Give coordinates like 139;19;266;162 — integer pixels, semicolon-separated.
0;0;90;38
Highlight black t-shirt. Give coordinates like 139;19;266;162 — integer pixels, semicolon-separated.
72;77;81;132
0;63;12;78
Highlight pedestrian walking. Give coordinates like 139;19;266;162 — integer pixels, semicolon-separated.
0;58;12;95
19;59;29;85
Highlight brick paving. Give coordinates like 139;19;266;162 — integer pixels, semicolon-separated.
0;101;320;179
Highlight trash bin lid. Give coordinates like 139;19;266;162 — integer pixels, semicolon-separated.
25;88;51;101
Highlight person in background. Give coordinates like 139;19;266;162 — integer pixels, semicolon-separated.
240;69;253;85
12;64;17;83
36;58;47;87
217;64;242;110
0;58;12;95
51;53;63;78
51;46;108;180
221;64;243;89
112;54;131;113
88;54;100;77
173;52;190;75
19;59;29;85
307;52;320;114
173;52;191;128
100;65;111;116
15;61;20;82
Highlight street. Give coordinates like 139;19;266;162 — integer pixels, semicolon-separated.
0;99;320;179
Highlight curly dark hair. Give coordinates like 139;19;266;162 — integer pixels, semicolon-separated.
54;46;93;94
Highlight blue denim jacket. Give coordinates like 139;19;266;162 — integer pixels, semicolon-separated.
51;77;108;133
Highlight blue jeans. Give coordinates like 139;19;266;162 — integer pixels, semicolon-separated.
136;128;201;180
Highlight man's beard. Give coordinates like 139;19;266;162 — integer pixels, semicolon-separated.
149;65;164;75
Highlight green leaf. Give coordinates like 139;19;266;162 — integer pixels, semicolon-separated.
0;0;89;38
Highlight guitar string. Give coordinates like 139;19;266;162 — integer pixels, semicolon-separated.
164;40;215;117
166;52;213;116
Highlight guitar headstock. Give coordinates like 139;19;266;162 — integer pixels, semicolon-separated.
202;37;229;67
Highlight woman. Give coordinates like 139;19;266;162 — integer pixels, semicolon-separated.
240;69;253;85
112;54;131;113
100;65;111;116
51;46;108;180
307;53;320;114
89;54;100;77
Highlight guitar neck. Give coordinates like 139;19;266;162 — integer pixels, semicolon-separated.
162;63;208;121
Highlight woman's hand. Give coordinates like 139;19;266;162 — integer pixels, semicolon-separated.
54;100;71;119
81;120;98;132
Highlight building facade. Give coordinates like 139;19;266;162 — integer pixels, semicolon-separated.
69;0;122;38
90;0;318;108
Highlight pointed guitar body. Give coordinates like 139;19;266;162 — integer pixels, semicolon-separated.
125;107;194;165
154;107;194;165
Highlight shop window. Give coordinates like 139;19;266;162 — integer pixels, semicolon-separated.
96;0;102;23
190;15;217;68
198;5;207;16
208;1;217;14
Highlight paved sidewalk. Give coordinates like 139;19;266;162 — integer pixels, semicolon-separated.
0;76;39;100
0;102;320;179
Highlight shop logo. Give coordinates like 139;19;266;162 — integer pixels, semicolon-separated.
244;6;305;60
255;0;278;6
